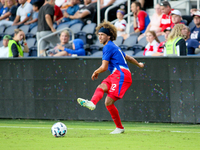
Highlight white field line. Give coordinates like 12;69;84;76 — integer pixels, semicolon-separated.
0;126;200;134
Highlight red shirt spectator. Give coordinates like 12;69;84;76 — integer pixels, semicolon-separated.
160;10;173;32
54;5;63;21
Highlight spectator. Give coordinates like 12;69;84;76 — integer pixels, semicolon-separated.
57;0;79;26
37;0;60;52
12;0;33;26
157;1;173;36
153;27;171;56
170;10;185;28
54;4;63;22
0;0;18;24
138;3;163;41
190;11;200;42
24;1;41;30
122;1;150;40
164;24;187;56
0;35;11;58
59;0;95;27
143;31;160;56
8;28;29;57
52;39;85;56
182;8;199;25
0;0;9;16
185;26;200;55
43;30;72;56
114;9;126;37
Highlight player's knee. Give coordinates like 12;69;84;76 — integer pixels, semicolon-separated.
97;84;107;92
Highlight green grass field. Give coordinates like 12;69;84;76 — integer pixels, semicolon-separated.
0;119;200;150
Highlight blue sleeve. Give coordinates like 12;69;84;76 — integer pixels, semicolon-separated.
102;45;112;61
190;40;200;49
64;48;85;56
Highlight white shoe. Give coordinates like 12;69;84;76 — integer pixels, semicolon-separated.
110;128;125;134
77;98;96;110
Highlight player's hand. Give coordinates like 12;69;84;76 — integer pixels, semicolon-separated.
91;71;99;80
138;62;144;68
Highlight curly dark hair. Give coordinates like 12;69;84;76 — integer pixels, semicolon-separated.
95;21;117;41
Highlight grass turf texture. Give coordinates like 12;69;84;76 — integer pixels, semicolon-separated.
0;119;200;150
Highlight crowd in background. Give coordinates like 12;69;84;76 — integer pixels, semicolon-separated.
0;0;199;57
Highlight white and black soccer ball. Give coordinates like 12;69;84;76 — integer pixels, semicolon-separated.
51;122;67;137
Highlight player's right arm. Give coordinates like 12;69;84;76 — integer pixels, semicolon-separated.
125;55;144;68
91;60;109;80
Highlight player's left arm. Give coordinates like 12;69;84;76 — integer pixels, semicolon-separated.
91;60;109;80
125;55;144;68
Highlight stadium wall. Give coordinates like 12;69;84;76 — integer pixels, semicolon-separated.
0;57;199;123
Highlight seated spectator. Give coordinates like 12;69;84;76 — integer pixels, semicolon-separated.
54;4;63;22
52;39;85;56
57;0;79;26
0;35;11;58
0;0;33;27
170;10;185;28
182;8;199;25
190;11;200;42
59;0;95;27
122;1;150;40
24;1;41;30
143;31;160;56
138;3;163;41
0;0;9;16
12;0;33;26
164;24;187;56
185;26;200;54
157;1;173;36
8;28;29;57
114;9;126;37
153;27;171;56
43;30;72;56
0;0;18;23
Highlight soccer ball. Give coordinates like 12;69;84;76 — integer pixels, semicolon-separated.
51;122;67;137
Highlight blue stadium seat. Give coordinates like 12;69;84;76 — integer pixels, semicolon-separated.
56;23;70;31
0;26;6;34
76;23;96;45
26;25;37;38
119;35;137;51
19;25;30;35
26;38;36;48
0;25;18;39
134;50;144;56
90;51;103;57
113;36;123;46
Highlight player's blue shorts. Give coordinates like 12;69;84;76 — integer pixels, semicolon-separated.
102;68;132;101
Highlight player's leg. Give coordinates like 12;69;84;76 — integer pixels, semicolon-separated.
77;83;108;110
105;96;124;134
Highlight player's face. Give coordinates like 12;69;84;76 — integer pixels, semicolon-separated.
171;14;182;24
193;16;200;26
98;32;110;45
146;32;155;43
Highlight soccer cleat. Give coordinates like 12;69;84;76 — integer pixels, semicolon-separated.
110;128;125;134
77;98;96;110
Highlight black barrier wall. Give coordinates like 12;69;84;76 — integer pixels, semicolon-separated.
0;57;199;123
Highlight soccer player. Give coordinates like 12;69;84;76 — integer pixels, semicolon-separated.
77;21;144;134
